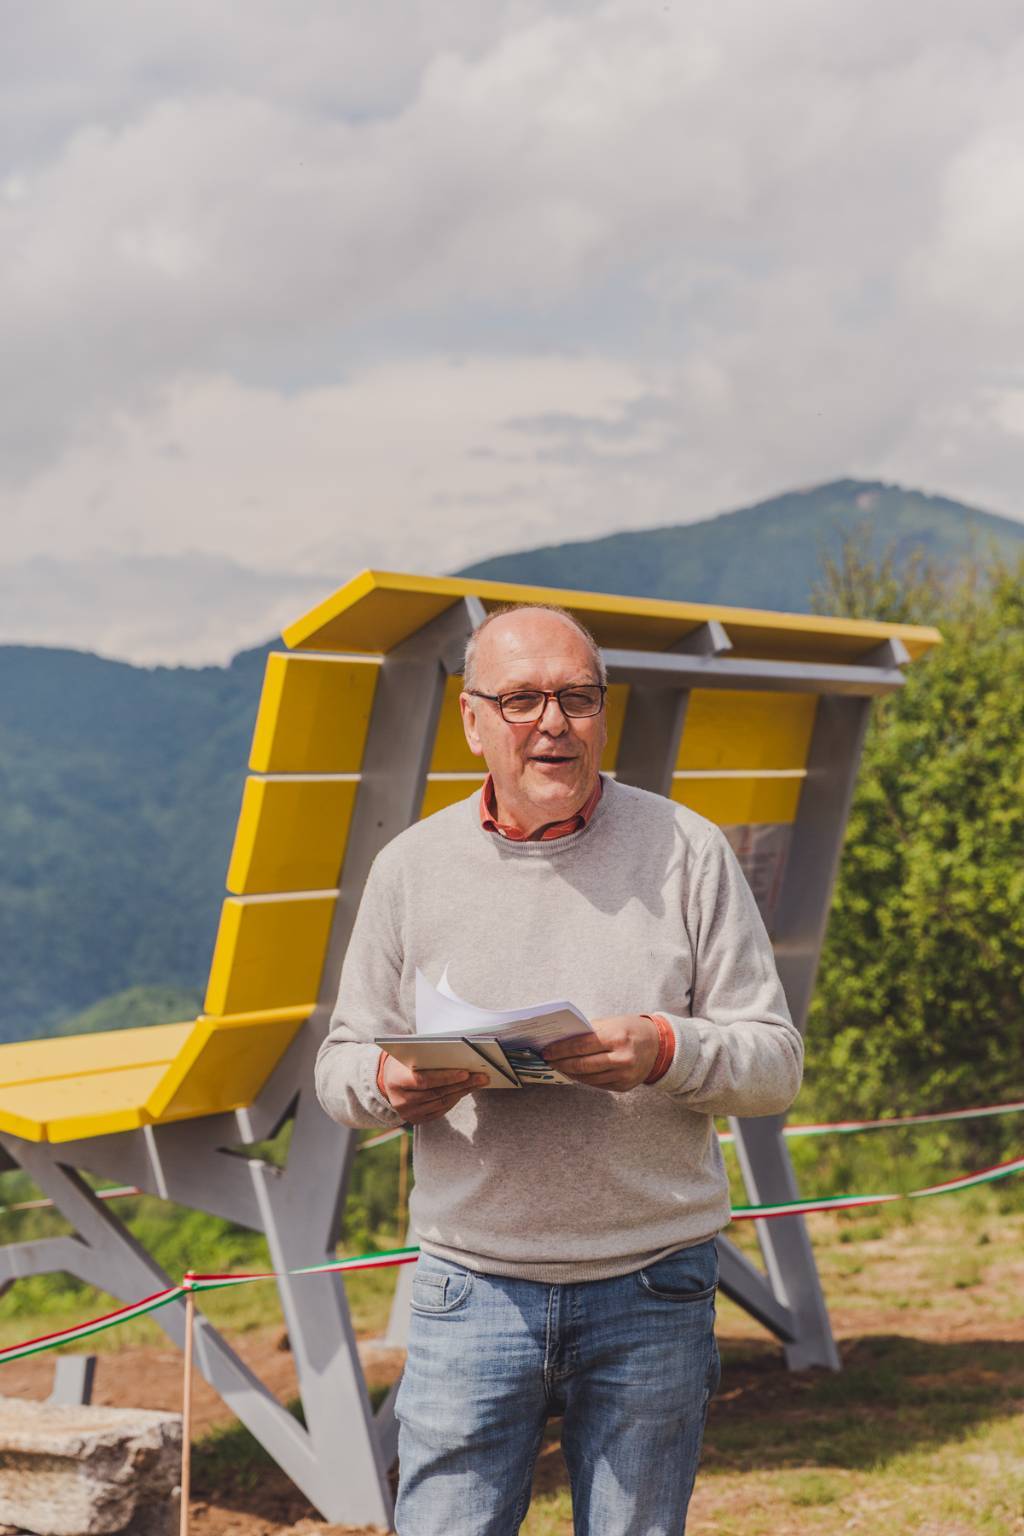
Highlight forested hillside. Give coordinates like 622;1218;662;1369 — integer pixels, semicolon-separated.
0;644;268;1041
459;479;1024;607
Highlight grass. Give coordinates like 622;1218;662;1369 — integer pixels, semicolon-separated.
192;1405;303;1498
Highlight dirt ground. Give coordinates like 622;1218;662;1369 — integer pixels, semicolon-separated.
6;1307;1023;1536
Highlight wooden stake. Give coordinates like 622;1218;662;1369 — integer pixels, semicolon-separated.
179;1284;195;1536
397;1132;409;1235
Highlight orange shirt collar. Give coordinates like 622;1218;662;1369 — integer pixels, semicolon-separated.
480;774;603;842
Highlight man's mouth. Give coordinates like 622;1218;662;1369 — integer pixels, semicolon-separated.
531;754;576;765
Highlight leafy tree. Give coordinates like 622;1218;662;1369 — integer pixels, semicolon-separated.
807;547;1024;1146
811;521;951;625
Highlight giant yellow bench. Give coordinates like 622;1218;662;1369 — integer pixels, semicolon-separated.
0;570;940;1526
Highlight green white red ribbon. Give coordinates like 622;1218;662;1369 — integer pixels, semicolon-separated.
719;1097;1024;1143
729;1152;1024;1218
0;1183;140;1217
0;1154;1020;1368
361;1097;1024;1152
0;1246;421;1365
3;1102;1020;1218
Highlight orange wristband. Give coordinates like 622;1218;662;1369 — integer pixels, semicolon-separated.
643;1014;675;1084
376;1049;391;1101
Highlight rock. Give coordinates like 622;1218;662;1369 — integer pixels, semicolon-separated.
0;1396;182;1536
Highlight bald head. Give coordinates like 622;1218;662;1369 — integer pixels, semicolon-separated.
459;603;608;834
462;604;605;692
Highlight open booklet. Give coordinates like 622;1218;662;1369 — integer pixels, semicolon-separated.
374;968;594;1088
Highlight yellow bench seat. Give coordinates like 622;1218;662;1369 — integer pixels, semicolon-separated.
0;1009;310;1145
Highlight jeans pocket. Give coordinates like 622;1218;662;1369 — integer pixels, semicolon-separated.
637;1239;719;1302
410;1258;475;1314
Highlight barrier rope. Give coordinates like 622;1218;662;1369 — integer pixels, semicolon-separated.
361;1097;1024;1154
0;1154;1020;1367
0;1183;141;1217
0;1247;420;1365
2;1099;1020;1218
720;1097;1024;1142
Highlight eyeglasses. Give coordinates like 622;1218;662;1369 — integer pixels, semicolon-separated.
467;685;607;723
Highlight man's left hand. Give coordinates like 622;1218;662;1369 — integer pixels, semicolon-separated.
542;1015;661;1092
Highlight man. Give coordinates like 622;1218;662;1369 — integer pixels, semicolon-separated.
315;603;802;1535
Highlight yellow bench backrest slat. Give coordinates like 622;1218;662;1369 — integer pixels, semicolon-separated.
678;691;816;772
671;776;803;826
204;895;336;1016
227;778;357;896
428;677;477;774
250;654;378;774
420;779;481;818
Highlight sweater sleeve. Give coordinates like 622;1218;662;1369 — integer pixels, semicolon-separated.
314;853;408;1131
651;827;804;1116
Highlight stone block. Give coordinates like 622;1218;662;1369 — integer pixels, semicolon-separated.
0;1396;182;1536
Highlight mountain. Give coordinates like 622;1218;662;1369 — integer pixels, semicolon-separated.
457;479;1024;608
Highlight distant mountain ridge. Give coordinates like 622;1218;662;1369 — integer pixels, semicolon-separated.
457;479;1024;608
1;477;1020;1043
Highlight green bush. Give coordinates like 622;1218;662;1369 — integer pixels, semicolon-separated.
807;547;1024;1151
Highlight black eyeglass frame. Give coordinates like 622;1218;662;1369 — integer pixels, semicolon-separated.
466;685;608;724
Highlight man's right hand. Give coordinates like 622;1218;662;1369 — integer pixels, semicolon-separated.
379;1055;489;1123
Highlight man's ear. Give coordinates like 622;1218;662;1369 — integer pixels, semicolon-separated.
459;692;486;757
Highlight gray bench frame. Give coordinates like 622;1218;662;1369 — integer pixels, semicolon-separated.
0;597;907;1525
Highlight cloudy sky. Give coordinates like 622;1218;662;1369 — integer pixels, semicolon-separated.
3;1;1024;662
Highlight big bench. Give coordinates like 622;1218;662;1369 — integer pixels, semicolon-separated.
0;570;940;1526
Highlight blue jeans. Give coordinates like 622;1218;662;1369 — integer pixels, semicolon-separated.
394;1240;721;1535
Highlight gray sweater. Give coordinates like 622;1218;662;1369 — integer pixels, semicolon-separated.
315;776;802;1282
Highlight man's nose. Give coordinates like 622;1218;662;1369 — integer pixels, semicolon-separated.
537;694;569;733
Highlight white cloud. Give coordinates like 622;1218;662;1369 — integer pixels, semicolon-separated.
2;0;1024;659
921;124;1024;327
1;356;656;574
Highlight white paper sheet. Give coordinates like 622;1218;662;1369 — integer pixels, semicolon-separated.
415;967;592;1051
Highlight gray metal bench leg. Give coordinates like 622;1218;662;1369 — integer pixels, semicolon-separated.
249;1089;396;1524
383;1257;414;1348
0;1135;391;1530
729;1115;840;1369
49;1354;97;1405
